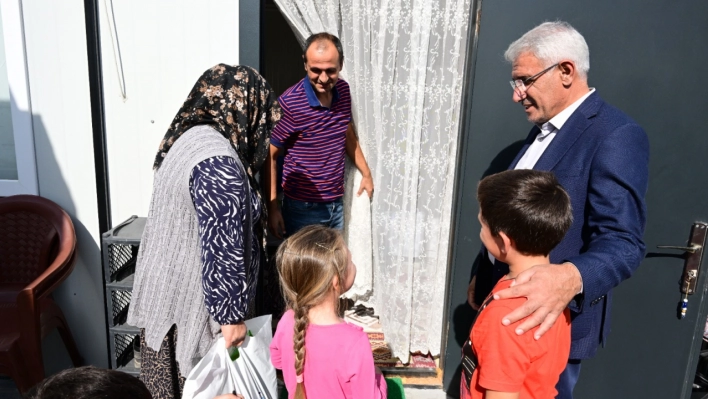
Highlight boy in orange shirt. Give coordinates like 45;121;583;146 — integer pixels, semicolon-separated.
461;170;573;399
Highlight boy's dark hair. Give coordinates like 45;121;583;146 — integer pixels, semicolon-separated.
303;32;344;66
477;169;572;256
24;366;152;399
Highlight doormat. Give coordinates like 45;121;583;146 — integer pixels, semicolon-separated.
345;304;438;369
409;352;436;368
367;331;397;365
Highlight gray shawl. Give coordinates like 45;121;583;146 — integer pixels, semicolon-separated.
127;125;242;376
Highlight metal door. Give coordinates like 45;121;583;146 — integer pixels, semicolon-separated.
443;1;708;398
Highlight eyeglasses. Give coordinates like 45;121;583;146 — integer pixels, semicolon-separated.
509;63;559;94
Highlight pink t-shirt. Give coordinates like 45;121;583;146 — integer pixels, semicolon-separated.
270;310;387;399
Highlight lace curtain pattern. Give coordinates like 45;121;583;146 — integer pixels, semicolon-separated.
274;0;472;358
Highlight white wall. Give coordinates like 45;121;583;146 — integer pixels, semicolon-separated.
99;0;240;223
11;0;242;374
21;1;107;369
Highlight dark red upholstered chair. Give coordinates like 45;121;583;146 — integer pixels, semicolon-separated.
0;195;83;392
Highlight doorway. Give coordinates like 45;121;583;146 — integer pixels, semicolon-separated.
260;1;462;381
262;0;303;97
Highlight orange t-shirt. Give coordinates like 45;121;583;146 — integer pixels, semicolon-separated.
462;279;571;399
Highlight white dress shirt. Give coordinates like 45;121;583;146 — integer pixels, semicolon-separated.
514;88;596;170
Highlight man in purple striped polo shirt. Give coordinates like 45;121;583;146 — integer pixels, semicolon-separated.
265;32;373;238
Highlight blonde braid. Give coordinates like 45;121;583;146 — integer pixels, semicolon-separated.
293;304;309;399
275;225;349;399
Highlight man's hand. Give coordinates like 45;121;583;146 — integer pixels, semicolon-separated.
264;144;284;238
268;205;286;239
493;263;581;340
222;322;247;349
357;175;374;198
345;123;374;198
467;275;480;310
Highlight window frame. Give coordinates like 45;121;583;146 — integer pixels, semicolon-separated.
0;0;37;196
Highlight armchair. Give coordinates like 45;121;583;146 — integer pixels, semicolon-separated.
0;195;83;392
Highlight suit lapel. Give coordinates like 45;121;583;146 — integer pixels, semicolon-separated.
533;92;603;171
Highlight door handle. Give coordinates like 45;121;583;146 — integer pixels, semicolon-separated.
656;222;708;296
656;244;701;253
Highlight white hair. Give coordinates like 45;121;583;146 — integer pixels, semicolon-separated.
504;21;590;79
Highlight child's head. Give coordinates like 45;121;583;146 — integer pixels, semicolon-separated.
477;169;572;258
24;366;153;399
275;224;354;399
276;224;354;309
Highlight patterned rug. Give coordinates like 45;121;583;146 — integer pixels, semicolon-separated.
344;305;437;369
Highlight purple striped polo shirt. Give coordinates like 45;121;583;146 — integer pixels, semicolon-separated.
270;77;352;202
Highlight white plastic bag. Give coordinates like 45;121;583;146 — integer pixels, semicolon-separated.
183;315;278;399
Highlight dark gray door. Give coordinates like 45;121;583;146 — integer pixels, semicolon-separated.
443;1;708;398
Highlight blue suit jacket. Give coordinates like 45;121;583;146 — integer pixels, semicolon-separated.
485;92;649;359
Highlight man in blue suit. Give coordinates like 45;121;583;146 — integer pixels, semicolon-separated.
467;21;649;398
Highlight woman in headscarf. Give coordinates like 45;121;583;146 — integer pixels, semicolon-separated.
127;64;281;399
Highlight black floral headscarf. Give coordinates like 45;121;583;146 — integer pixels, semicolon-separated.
154;64;281;188
154;64;281;258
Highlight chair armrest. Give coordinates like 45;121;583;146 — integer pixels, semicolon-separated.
23;220;77;301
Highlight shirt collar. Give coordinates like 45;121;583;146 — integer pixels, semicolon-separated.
303;77;340;108
538;121;555;139
545;88;596;132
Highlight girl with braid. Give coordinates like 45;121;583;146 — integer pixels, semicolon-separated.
270;225;387;399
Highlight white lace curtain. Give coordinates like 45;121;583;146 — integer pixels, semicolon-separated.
274;0;472;359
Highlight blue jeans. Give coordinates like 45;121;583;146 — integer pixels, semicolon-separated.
282;196;344;237
555;359;582;399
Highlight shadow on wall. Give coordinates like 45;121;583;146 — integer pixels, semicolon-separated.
0;101;17;180
4;100;108;379
444;139;527;399
481;140;526;179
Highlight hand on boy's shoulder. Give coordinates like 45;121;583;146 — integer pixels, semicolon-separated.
480;299;568;343
492;263;581;340
476;300;535;336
